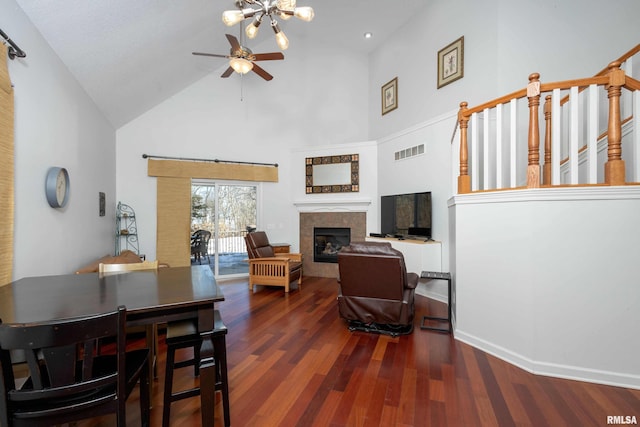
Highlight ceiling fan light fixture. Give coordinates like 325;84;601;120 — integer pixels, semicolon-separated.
222;9;244;26
222;8;257;26
277;0;296;20
276;32;289;50
293;6;314;22
245;16;262;39
221;0;311;50
229;57;254;74
271;21;289;50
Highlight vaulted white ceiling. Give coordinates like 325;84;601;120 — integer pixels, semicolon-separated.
16;0;427;128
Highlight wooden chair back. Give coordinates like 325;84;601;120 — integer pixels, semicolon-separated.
0;306;129;426
98;260;159;274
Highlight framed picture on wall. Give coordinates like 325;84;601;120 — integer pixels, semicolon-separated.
381;77;398;115
437;36;464;88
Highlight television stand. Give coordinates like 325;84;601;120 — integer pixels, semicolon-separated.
365;236;442;273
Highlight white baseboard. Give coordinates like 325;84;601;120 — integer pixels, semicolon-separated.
415;282;447;303
455;330;640;390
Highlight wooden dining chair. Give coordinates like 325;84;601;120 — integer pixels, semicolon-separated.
98;260;160;381
98;259;204;411
0;305;150;426
98;260;159;273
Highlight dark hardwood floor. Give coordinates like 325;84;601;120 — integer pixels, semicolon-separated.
79;276;640;426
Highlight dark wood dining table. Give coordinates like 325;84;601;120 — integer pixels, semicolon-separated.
0;265;224;426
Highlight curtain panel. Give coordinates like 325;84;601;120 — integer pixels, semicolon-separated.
0;44;14;286
149;158;278;268
156;177;191;268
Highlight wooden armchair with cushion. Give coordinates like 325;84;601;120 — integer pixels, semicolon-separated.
244;231;303;293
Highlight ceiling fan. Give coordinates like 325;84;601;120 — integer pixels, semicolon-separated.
192;33;284;81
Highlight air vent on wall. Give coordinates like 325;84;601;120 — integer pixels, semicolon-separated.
394;144;424;161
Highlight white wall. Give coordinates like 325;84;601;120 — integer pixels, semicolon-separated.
451;188;640;389
368;0;500;140
116;37;370;260
113;0;640;270
3;1;116;280
496;0;639;91
5;0;636;274
4;0;639;388
367;0;639;268
368;0;639;140
365;0;640;389
375;111;457;300
289;141;378;250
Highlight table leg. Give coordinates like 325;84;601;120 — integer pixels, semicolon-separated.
145;324;155;400
198;307;216;426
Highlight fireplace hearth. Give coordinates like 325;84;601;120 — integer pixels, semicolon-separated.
314;227;351;263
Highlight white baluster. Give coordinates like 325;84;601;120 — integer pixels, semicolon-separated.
569;86;579;184
551;89;561;185
587;84;599;184
496;103;503;189
510;99;517;187
471;112;479;191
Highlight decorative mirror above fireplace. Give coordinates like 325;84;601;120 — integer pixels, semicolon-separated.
305;154;359;193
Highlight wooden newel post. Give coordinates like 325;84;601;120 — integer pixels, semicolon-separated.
526;73;541;188
543;95;552;186
458;102;471;194
605;61;626;185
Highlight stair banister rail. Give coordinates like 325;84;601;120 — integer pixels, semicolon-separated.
456;60;639;194
558;43;640;107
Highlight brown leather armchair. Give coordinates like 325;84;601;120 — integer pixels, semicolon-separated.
337;241;418;335
244;231;303;293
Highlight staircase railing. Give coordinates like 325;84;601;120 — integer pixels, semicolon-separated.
456;44;640;194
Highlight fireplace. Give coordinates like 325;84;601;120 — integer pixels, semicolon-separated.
314;227;351;263
299;211;366;277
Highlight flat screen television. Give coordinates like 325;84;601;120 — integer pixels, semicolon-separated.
381;191;432;239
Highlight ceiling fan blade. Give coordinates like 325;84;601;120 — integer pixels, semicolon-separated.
225;34;241;52
251;63;274;81
253;52;285;61
221;66;234;78
252;52;285;61
193;52;230;59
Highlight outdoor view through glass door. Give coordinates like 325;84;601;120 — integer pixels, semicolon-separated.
191;182;258;277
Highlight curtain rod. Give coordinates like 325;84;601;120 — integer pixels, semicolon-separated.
0;28;26;60
142;154;278;167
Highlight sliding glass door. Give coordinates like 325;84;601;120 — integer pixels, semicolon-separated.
191;181;258;277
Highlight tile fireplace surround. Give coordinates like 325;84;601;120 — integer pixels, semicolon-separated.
299;212;366;278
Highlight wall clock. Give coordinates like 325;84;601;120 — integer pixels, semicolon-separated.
45;167;70;208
